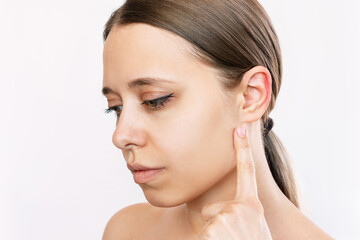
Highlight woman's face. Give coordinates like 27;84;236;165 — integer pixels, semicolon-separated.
103;23;239;207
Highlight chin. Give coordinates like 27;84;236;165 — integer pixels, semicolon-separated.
142;188;190;208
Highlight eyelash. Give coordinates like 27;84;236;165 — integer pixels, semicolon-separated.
104;92;175;117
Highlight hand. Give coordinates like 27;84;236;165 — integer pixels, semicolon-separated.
197;126;273;239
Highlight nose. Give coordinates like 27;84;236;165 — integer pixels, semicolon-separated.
112;106;145;150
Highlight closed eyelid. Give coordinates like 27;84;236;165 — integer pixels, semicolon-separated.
143;92;175;102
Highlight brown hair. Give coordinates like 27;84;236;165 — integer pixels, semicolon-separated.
103;0;300;208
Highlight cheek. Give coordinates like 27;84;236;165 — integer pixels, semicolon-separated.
179;121;236;195
156;94;236;197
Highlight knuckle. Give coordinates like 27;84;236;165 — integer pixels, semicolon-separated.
251;199;264;214
216;212;228;223
227;203;237;213
244;160;255;174
239;140;249;148
221;202;244;217
255;202;264;215
242;198;264;214
221;202;244;219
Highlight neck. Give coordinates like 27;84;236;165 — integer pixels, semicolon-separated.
180;122;299;237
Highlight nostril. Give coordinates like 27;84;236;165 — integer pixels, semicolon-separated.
124;144;138;150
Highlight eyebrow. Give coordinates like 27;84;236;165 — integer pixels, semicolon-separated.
102;77;176;96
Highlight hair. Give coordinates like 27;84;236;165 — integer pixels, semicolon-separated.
103;0;300;208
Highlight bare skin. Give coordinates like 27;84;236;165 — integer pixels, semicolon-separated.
102;23;333;240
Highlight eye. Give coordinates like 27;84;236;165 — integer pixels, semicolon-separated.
104;105;122;115
141;92;174;110
104;92;174;117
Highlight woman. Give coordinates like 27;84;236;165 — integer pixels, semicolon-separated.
101;0;334;239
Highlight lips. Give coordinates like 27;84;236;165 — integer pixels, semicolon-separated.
132;168;165;184
127;163;165;184
127;162;163;172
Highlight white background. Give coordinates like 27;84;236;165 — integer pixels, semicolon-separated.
1;0;359;239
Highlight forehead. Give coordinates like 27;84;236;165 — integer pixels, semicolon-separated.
103;23;221;88
103;23;196;82
103;23;194;58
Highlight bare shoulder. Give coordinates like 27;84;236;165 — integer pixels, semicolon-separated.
102;202;164;240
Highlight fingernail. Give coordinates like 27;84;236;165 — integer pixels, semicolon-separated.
236;127;246;138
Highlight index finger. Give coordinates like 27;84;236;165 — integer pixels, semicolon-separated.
234;126;259;200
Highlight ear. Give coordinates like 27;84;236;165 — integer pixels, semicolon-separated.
236;66;272;123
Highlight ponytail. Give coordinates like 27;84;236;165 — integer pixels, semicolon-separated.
263;123;300;208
